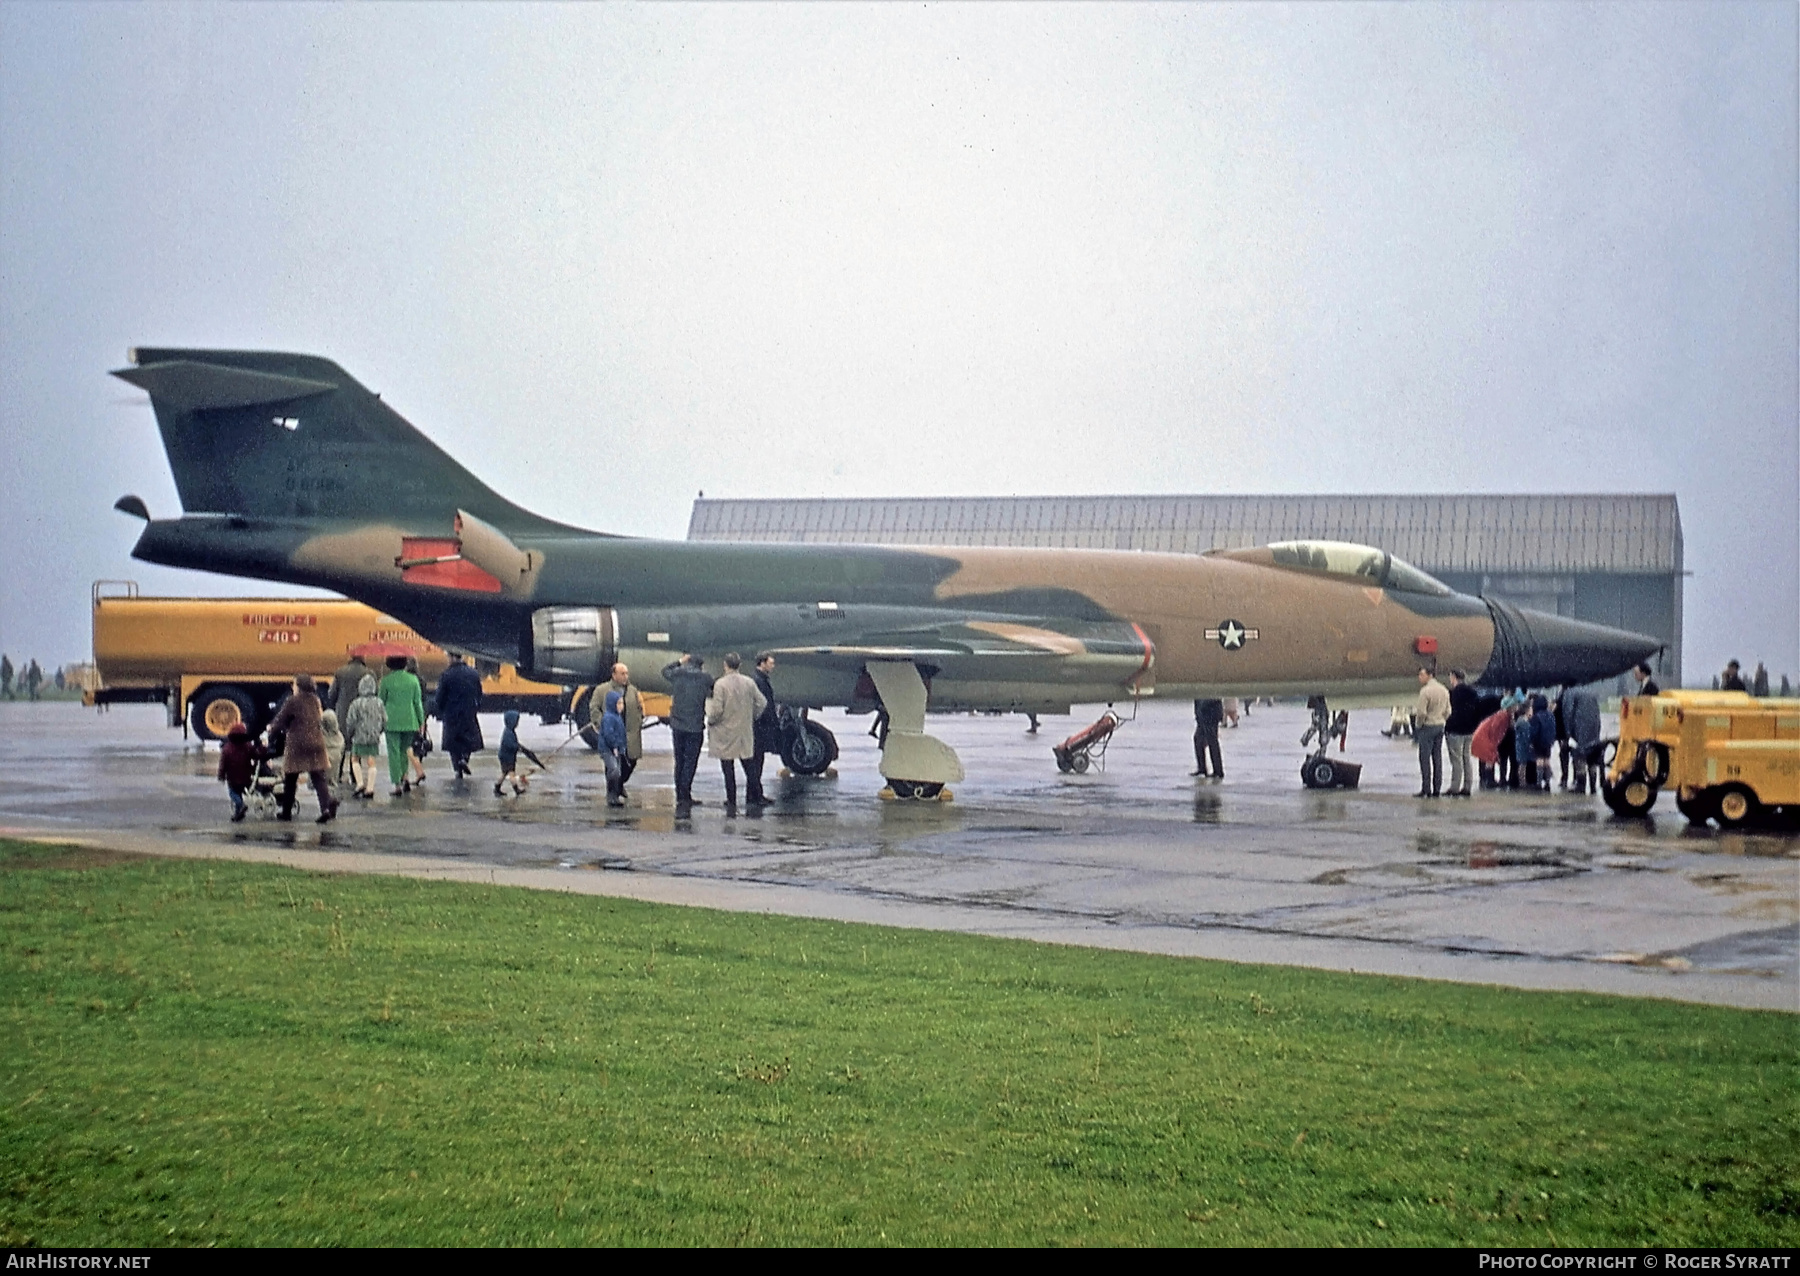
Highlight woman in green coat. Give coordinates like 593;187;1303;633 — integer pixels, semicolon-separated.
377;655;425;795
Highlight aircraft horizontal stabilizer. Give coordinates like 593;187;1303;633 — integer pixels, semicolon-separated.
113;360;337;415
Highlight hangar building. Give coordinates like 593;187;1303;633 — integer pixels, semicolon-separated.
687;494;1685;687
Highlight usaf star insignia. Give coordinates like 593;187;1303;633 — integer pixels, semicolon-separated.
1204;619;1260;651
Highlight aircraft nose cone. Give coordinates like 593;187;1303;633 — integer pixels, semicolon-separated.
1479;598;1663;688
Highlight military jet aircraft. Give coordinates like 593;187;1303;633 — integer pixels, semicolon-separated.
112;348;1662;796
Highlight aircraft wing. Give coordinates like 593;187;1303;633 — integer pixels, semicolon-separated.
763;617;1154;689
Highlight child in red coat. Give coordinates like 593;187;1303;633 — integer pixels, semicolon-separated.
217;722;261;822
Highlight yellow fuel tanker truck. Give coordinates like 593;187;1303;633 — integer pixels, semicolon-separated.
1602;688;1800;828
87;580;604;740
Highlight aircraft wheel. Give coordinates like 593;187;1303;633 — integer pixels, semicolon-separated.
191;686;257;742
1070;752;1090;774
1714;784;1760;830
1301;757;1338;789
782;719;838;776
1676;790;1717;827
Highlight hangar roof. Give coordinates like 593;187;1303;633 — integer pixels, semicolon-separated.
686;494;1683;574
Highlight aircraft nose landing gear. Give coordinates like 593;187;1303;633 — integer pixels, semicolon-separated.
1299;696;1362;789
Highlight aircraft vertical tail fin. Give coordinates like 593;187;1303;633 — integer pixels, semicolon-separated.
113;348;571;533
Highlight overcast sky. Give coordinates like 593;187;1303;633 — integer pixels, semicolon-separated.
2;1;1795;685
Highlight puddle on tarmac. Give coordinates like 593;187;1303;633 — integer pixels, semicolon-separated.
1310;863;1436;886
1661;925;1799;976
561;857;633;871
1414;833;1577;871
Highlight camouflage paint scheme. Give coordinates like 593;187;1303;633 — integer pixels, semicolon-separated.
116;350;1658;731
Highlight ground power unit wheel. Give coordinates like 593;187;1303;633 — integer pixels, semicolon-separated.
1676;790;1718;827
1604;774;1659;816
1713;784;1760;829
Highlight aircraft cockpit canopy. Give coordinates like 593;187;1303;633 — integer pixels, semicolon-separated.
1266;540;1451;596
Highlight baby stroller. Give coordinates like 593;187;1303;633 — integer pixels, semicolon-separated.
245;729;284;819
246;754;284;819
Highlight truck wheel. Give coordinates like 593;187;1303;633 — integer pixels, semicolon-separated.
1302;757;1338;789
1714;784;1760;830
782;719;838;776
190;686;257;741
1676;790;1717;827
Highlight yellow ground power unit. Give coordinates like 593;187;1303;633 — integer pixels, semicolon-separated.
1603;689;1799;827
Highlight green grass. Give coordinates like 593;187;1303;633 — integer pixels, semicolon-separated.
1;838;1795;1246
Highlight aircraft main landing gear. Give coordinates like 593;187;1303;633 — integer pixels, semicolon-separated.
1299;695;1361;789
866;660;962;803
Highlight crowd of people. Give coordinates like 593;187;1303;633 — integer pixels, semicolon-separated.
0;656;47;700
215;649;1784;822
217;650;784;823
1399;665;1609;798
1189;665;1643;801
1715;658;1790;697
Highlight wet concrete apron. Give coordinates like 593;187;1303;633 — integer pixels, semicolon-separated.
3;700;1794;1010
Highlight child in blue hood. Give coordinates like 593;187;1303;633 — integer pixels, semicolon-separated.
600;688;628;807
494;709;545;796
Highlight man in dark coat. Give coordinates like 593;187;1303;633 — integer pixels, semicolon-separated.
1192;699;1225;778
332;654;371;721
745;652;781;807
1444;668;1482;797
330;653;372;784
434;655;485;778
1560;683;1603;794
663;654;715;808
